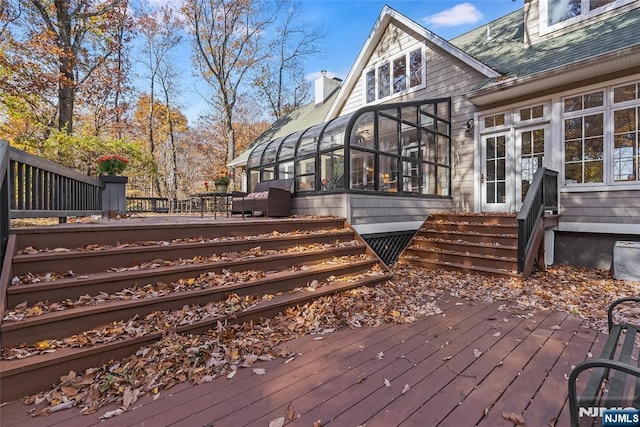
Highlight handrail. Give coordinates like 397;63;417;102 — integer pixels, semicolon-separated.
8;146;104;219
0;141;10;268
516;167;559;273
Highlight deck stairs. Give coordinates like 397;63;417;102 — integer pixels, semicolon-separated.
0;217;391;403
397;213;522;277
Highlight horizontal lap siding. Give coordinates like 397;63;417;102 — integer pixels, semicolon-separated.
292;194;347;218
348;194;452;225
560;190;640;224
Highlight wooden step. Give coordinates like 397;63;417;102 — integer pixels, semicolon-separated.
1;259;381;348
402;246;517;271
420;221;517;234
10;217;348;250
410;238;516;258
7;245;367;307
0;273;391;403
11;229;356;276
428;212;517;226
416;229;517;246
398;257;520;277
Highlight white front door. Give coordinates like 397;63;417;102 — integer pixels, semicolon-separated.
481;132;512;212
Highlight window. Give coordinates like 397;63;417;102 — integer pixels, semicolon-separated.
521;128;545;198
518;105;545;122
482;113;508;131
613;107;639;182
364;46;425;104
541;0;633;33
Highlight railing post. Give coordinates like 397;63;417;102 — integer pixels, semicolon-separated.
100;175;128;218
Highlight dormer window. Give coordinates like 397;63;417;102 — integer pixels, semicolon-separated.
364;46;425;104
541;0;634;34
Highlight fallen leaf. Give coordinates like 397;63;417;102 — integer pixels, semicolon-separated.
384;378;391;387
269;417;285;427
473;349;482;358
253;368;266;375
402;384;410;394
550;325;562;330
501;412;525;425
100;408;124;419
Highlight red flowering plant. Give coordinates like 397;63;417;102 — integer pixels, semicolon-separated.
214;170;230;185
97;154;129;175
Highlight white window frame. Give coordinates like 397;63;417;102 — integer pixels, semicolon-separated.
539;0;635;36
363;44;426;105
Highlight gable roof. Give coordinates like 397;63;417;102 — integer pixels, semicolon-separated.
325;5;501;121
451;6;640;105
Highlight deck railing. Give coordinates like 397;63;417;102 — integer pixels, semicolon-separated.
126;197;171;213
0;142;10;268
516;167;559;273
8;146;104;219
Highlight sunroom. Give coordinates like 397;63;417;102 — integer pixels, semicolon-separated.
242;97;455;262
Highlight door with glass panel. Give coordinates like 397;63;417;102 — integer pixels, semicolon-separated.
481;132;511;212
516;126;548;207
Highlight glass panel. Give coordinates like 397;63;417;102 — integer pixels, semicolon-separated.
533;129;545;153
484;116;495;128
409;49;423;87
351;112;375;149
262;139;280;164
437;135;449;165
401;123;418;151
584;161;603;183
401;106;417;124
614;84;637;103
532;105;544;118
564;139;582;162
378;62;390;99
278;161;294;179
261;167;275;181
393;56;406;93
278;131;302;161
614;134;636;181
437;120;449;135
437;102;449;120
584;113;603;138
585;138;603;160
496;182;506;203
486;182;495;203
379;115;399;153
438;167;450;196
320;150;345;190
366;69;375;103
350;150;375;190
564;96;582;113
248;143;268;168
249;170;259;191
379;155;398;192
548;0;581;26
590;0;615;11
496;135;506;157
497;159;505;180
424;163;436;194
421;104;434;116
297;126;321;156
565;117;582;139
565;163;582;184
487;160;496;181
522;131;532;155
421;131;436;163
320;115;349;151
402;158;420;193
614;108;636;132
485;135;505;204
584;92;604;109
420;112;435;131
296;175;315;191
520;108;531;121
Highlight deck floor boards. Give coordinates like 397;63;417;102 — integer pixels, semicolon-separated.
0;297;609;427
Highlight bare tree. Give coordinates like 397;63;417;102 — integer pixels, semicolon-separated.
254;1;325;119
137;4;183;196
184;0;275;182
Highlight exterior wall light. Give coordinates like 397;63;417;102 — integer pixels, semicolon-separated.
461;119;474;134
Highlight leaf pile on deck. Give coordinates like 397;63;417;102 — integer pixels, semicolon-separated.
393;263;640;331
21;277;441;416
4;254;372;322
15;228;343;255
11;240;362;286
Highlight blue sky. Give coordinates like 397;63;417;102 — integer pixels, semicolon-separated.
177;1;524;122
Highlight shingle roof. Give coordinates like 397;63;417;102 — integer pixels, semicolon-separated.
228;90;338;166
450;6;640;91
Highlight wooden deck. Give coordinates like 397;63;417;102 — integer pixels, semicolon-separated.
1;297;604;427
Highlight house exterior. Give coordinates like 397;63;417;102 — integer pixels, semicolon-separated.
231;0;640;269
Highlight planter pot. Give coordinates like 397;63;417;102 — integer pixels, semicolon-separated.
100;175;128;218
215;184;229;193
